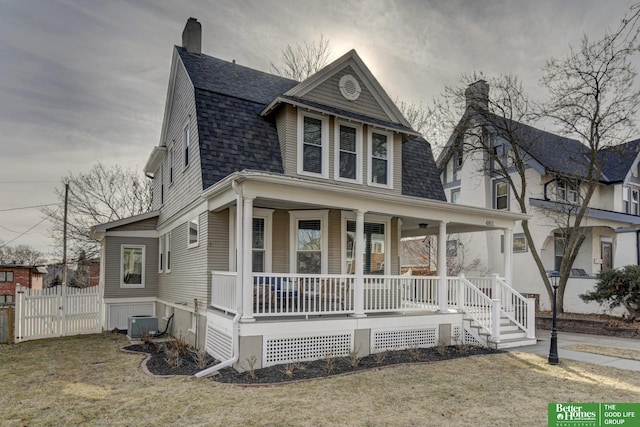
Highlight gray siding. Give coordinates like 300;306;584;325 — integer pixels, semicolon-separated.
157;211;208;308
272;209;289;273
207;210;229;272
153;58;203;223
303;66;390;121
103;236;158;299
276;107;294;176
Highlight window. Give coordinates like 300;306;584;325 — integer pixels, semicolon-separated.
345;220;386;274
632;188;640;215
252;218;265;272
166;232;171;272
368;129;392;187
446;240;458;257
494;181;509;210
557;180;578;203
454;143;463;170
160;162;165;205
501;233;528;253
554;235;564;272
491;143;507;173
298;112;328;177
335;122;362;182
290;210;328;274
159;234;164;272
121;245;145;288
183;125;190;169
169;148;174;184
451;189;461;204
188;217;199;248
624;187;630;213
0;271;14;282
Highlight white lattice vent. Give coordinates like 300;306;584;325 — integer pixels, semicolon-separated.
464;329;482;346
205;325;233;361
452;326;462;345
372;327;437;352
264;334;352;367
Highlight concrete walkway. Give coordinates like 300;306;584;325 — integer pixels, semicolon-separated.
511;329;640;371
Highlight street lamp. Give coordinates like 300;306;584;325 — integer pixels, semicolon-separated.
548;271;560;365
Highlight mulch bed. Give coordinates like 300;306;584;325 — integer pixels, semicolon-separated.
122;342;500;384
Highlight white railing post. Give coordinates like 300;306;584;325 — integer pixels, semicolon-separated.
491;273;499;301
352;210;366;317
438;221;448;313
491;299;501;343
526;297;536;339
458;274;466;310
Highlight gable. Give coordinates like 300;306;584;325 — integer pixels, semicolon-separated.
302;65;390;122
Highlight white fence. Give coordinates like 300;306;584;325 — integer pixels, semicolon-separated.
15;284;103;342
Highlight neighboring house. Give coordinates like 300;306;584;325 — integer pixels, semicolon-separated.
438;80;640;315
0;264;48;303
91;19;534;372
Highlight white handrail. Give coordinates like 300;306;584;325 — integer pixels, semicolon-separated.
493;275;534;339
458;275;498;340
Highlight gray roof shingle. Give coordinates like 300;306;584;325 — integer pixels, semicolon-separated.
177;46;445;200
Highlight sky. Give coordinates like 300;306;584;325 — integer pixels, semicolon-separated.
0;0;637;259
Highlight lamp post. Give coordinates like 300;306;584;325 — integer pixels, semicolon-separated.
548;271;560;365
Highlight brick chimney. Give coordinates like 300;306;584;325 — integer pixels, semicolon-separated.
182;17;202;54
465;80;489;110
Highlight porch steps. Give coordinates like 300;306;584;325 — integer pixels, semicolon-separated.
463;314;536;350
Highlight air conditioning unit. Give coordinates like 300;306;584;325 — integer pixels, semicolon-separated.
128;315;158;338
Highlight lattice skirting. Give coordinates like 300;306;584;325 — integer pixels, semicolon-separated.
463;328;483;346
371;327;437;353
264;333;352;367
205;324;233;361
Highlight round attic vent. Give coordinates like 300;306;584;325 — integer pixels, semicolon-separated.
339;74;361;101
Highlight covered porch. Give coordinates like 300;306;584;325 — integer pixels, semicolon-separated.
199;172;534;373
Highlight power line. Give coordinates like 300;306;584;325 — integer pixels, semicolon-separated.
0;218;49;248
0;224;20;234
0;203;58;212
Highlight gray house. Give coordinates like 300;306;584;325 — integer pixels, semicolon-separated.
92;19;533;373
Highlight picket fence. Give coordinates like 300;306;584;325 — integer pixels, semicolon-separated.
15;284;103;342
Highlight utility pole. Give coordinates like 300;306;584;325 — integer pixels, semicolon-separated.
62;182;69;286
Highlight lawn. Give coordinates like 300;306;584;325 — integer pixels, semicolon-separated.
1;333;639;427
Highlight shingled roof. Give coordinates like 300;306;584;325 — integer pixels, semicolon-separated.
599;138;640;183
176;46;445;200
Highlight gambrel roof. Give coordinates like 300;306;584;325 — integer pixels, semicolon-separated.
175;46;446;201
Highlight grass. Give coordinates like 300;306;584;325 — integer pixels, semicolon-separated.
1;333;640;426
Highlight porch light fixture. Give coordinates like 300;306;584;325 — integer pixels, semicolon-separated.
548;271;560;365
418;223;429;229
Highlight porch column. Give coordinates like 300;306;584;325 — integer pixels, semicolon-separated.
241;196;255;322
353;210;367;317
438;221;448;313
503;228;513;285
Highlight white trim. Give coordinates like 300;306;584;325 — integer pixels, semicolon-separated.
157;298;197;314
104;297;157;304
367;128;393;189
289;210;329;274
334;120;363;183
120;244;146;289
188;216;200;249
297;110;329;179
156;200;207;236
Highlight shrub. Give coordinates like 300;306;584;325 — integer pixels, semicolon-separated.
580;265;640;321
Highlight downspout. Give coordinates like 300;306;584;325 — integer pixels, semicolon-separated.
194;312;241;378
637;230;640;265
194;178;243;378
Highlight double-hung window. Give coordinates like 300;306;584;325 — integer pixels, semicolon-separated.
368;129;392;187
0;271;14;282
298;112;328;177
335;122;362;182
557;180;578;203
628;187;640;215
183;124;190;169
494;181;509;210
160;162;165;205
121;245;145;288
252;218;266;273
290;210;328;274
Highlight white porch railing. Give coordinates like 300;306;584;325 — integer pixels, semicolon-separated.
210;272;534;341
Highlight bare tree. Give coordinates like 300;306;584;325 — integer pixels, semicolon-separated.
42;163;153;261
540;6;640;311
270;35;331;81
0;243;45;265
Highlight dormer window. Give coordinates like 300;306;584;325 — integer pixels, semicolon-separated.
557;180;578;204
298;111;329;178
335;121;362;182
368;129;393;187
